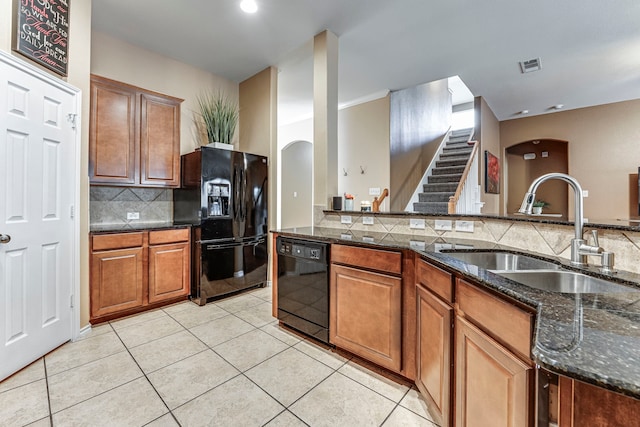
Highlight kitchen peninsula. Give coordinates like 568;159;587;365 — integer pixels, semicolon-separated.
272;211;640;426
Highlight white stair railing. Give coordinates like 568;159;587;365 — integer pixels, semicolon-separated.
448;141;484;214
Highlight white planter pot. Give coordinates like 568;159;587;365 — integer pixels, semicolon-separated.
206;142;234;150
532;206;543;214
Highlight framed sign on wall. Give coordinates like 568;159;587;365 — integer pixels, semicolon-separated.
12;0;70;76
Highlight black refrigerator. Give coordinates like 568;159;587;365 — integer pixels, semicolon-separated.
174;147;268;305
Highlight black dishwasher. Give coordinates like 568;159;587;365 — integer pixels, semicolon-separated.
276;237;330;344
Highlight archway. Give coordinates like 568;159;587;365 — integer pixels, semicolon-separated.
506;139;569;218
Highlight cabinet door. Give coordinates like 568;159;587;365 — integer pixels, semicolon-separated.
558;376;640;427
89;77;137;185
330;264;402;372
456;316;533;427
139;92;181;187
148;242;190;303
416;284;453;427
90;247;144;319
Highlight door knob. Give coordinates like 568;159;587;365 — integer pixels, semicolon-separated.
0;234;11;244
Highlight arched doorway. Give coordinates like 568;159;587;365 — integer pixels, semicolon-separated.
506;139;569;218
281;140;313;228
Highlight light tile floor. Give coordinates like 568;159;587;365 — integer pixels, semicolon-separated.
0;287;437;427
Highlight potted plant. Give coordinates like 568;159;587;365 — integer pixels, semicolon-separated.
196;90;238;148
532;200;550;214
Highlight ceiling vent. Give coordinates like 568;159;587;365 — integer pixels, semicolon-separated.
519;58;542;73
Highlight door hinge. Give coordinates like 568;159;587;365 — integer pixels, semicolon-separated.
70;205;74;219
66;113;77;130
70;294;74;308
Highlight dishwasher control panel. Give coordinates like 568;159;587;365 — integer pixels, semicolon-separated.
277;237;328;263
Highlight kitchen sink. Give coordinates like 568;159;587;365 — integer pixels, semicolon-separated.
496;270;638;294
443;251;560;271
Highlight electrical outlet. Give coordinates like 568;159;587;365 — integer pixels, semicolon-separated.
340;215;352;224
126;212;140;220
362;216;374;225
340;233;352;240
409;219;426;229
455;220;474;233
434;220;452;231
582;190;589;197
369;187;381;196
410;240;426;251
362;236;375;243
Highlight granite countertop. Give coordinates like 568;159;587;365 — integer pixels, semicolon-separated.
90;222;192;233
275;226;640;399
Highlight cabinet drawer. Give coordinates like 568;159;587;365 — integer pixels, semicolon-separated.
456;279;533;360
416;258;453;303
92;232;144;251
332;244;402;274
149;228;189;245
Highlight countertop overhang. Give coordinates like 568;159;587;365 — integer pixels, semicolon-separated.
274;226;640;400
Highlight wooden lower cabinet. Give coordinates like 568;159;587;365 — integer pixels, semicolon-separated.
416;283;453;426
91;247;144;317
558;376;640;427
90;228;190;323
455;316;533;427
330;263;402;372
148;242;190;303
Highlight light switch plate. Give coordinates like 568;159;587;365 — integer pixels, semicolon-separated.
341;215;352;224
434;219;452;231
455;220;474;233
369;187;381;196
362;216;374;225
410;219;426;229
362;236;375;243
127;212;140;220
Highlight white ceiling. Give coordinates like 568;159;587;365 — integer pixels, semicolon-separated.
92;0;640;122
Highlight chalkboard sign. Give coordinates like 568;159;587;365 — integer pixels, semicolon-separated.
13;0;70;76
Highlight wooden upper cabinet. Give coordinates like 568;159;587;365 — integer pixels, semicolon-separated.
89;77;137;185
140;92;181;187
89;75;183;188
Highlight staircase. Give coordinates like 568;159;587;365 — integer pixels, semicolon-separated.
413;128;474;214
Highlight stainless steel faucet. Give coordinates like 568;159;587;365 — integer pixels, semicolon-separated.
518;173;615;272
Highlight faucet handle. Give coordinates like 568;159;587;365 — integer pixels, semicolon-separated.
590;229;599;247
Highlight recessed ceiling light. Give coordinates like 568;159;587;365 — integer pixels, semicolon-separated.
240;0;258;13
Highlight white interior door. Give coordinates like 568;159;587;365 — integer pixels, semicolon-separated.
0;52;78;381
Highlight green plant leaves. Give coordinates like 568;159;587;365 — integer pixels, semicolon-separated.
197;91;238;145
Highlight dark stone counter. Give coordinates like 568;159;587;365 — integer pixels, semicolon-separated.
90;222;191;233
274;226;640;400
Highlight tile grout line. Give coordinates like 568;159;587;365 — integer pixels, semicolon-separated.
42;357;54;426
111;322;183;426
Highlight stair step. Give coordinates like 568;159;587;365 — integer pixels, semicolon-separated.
413;202;449;214
432;165;465;175
428;173;463;183
443;144;472;152
448;136;469;144
451;128;473;136
436;158;468;168
423;182;458;193
419;192;454;202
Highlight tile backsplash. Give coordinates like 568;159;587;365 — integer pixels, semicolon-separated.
90;186;173;227
314;206;640;275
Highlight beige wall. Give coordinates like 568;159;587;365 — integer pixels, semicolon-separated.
476;96;501;214
281;141;313;228
500;99;640;221
91;31;238;154
1;0;93;327
390;78;451;211
239;67;278;232
338;96;391;211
